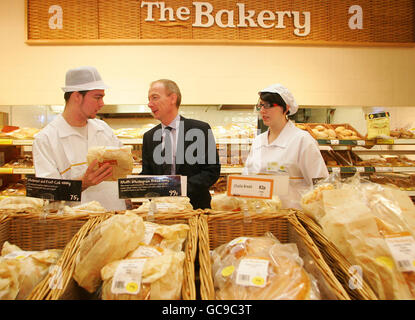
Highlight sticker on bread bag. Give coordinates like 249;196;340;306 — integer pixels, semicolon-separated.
111;259;146;295
236;258;269;288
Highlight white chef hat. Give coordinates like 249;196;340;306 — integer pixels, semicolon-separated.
258;83;299;115
61;66;110;92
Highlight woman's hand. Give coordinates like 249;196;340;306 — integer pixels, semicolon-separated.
80;159;113;191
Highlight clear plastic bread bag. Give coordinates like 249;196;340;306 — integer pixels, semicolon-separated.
100;250;185;300
300;173;342;222
319;175;415;299
0;241;62;300
211;234;320;300
73;211;145;293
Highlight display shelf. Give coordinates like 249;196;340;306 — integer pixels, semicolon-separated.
119;138;254;145
327;166;415;173
317;139;372;146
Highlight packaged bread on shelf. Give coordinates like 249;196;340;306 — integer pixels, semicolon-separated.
73;211;145;293
211;193;282;212
302;173;415;299
86;146;133;181
100;250;185;300
139;221;189;252
0;196;47;212
63;201;107;215
133;196;193;213
0;241;62;300
211;235;320;300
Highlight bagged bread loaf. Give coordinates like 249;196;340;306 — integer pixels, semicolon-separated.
87;146;133;181
0;196;47;211
211;235;319;300
211;193;282;212
0;242;62;300
303;174;415;299
134;197;193;213
63;201;107;215
73;211;145;293
140;221;189;252
100;250;185;300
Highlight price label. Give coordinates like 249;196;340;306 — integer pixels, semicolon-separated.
330;140;339;145
236;258;269;288
331;167;341;173
0;168;13;174
357;140;366;146
227;176;274;199
111;259;146;295
26;177;82;201
118;175;187;199
355;167;365;173
384;232;415;272
375;167;393;173
0;139;13;145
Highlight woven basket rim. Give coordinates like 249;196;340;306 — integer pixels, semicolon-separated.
292;209;380;300
198;210;351;300
28;213;198;300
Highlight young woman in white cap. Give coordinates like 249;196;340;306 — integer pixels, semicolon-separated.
33;66;127;211
242;84;328;209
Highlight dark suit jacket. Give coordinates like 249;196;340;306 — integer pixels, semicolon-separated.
140;116;221;209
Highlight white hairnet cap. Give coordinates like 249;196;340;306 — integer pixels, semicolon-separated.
62;66;110;92
258;84;299;115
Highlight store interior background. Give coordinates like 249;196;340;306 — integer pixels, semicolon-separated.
1;1;415;158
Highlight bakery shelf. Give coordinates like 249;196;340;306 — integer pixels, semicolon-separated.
328;166;415;174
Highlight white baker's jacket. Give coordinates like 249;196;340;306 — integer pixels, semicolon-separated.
32;114;126;211
242;121;329;209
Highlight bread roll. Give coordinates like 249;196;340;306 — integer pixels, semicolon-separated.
87;146;133;181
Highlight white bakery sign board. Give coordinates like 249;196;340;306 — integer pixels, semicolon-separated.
227;175;288;199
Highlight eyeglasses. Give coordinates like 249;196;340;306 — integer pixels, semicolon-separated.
255;101;279;111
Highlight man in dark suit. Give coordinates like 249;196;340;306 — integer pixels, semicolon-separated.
140;79;221;209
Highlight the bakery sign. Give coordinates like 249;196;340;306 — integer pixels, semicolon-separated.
26;0;415;45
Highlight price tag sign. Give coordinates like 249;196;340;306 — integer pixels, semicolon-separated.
118;175;187;199
357;140;366;146
330;139;340;145
227;175;278;199
26;177;82;201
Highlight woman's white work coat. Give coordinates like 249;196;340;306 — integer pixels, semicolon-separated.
32;114;126;211
242;121;328;209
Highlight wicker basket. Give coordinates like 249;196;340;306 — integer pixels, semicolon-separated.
26;214;110;300
294;209;379;300
199;209;351;300
133;210;200;300
29;210;199;300
0;212;101;300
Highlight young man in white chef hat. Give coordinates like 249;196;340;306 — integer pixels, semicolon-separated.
242;83;328;209
33;66;127;211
